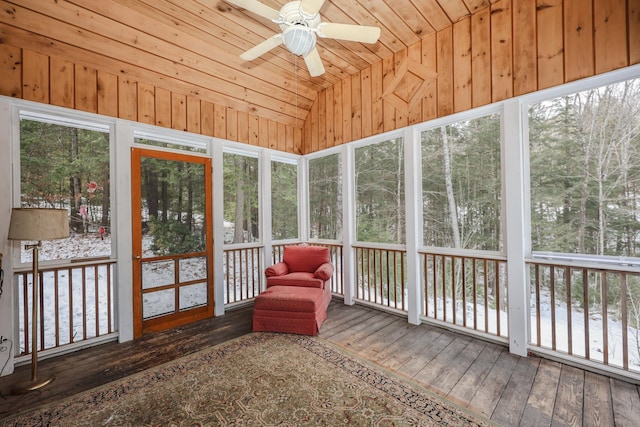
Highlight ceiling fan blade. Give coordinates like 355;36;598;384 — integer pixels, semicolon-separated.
240;35;283;61
316;23;381;44
224;0;280;22
303;47;325;77
300;0;325;15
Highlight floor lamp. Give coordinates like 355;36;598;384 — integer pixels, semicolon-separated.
7;208;69;394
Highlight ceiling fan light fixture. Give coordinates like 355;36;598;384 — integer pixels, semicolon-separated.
282;25;316;56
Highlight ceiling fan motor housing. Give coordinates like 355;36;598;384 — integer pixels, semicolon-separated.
279;1;321;56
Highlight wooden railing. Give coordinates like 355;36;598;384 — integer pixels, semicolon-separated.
354;245;407;311
223;244;263;304
528;260;640;374
421;252;508;339
15;260;116;356
272;242;344;295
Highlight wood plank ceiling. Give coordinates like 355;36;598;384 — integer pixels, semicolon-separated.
0;0;491;128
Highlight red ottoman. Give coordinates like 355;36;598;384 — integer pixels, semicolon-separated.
252;284;332;336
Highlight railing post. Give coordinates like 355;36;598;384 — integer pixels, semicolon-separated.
504;99;529;357
341;144;356;305
261;151;273;287
404;127;422;325
212;141;226;316
114;120;134;342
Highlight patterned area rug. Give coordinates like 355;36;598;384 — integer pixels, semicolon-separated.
1;333;491;426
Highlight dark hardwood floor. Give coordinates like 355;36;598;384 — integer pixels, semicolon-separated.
1;299;640;426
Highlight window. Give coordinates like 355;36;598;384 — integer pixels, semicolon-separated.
529;78;640;259
308;154;342;241
355;138;405;244
223;152;259;244
19;114;111;263
271;159;298;240
421;114;502;251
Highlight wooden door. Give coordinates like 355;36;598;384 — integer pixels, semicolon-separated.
131;148;213;338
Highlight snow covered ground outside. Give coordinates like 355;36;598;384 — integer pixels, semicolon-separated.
15;236;640;373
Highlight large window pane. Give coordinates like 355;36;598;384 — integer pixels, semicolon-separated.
19;118;111;262
529;79;640;258
421;114;502;251
309;154;342;241
355;138;405;244
271;160;298;240
223;153;259;244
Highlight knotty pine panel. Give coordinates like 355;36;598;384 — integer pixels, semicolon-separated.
50;57;74;109
74;64;97;113
437;27;454;117
513;0;537;96
564;0;594;82
421;34;438;121
237;111;249;145
407;44;422;125
361;67;373;138
471;8;491;108
213;104;226;139
594;0;628;74
200;101;214;137
382;56;397;132
118;78;137;121
154;87;171;129
138;83;155;125
249;114;259;147
490;0;513;102
351;73;362;141
394;49;409;129
268;121;278;151
22;49;48;103
325;86;335;149
97;71;118;118
186;96;201;135
371;62;384;130
226;108;238;143
537;0;564;89
453;18;472;113
171;93;186;132
333;81;343;146
0;44;21;98
341;77;352;144
317;90;327;151
631;0;640;65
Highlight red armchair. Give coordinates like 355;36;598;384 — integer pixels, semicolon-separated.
252;245;334;336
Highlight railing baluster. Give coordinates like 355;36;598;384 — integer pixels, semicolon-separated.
566;266;572;356
621;273;628;370
583;269;590;360
550;266;556;351
483;259;488;334
602;271;608;365
495;260;500;337
535;264;541;346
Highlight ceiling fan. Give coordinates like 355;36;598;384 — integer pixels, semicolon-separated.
224;0;381;77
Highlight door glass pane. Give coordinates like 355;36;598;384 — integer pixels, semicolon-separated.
142;260;175;289
179;256;207;282
179;282;208;310
140;158;206;257
143;289;174;319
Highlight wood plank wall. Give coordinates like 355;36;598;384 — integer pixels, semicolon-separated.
0;45;302;154
302;0;640;154
0;0;638;156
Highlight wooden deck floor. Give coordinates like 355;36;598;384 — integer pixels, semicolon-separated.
1;300;640;425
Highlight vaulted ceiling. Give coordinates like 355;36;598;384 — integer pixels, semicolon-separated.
0;0;493;127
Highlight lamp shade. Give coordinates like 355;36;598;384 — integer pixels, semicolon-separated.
7;208;70;241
